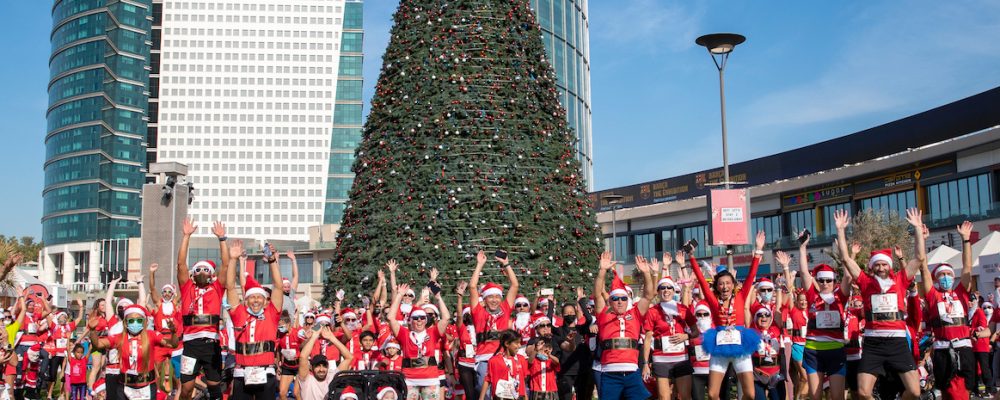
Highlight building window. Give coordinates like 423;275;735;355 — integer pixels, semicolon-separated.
681;225;709;258
821;203;851;237
859;190;916;218
74;251;89;283
605;235;629;263
751;215;781;244
661;229;677;254
634;233;655;260
926;173;992;223
786;209;816;239
54;254;64;284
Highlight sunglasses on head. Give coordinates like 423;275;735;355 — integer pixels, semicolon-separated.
411;315;427;321
816;278;835;284
609;296;629;302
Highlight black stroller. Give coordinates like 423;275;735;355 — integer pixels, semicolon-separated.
326;370;407;400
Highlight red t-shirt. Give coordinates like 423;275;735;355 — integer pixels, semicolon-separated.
277;328;301;368
856;270;913;337
691;255;761;328
19;313;45;346
49;321;76;356
753;325;782;376
229;303;280;367
107;331;167;375
845;308;863;360
67;356;87;384
787;306;808;344
596;306;644;372
805;286;848;342
378;354;403;371
180;280;225;340
456;319;476;368
397;326;442;383
971;308;991;352
484;353;527;399
643;302;690;363
925;285;972;343
471;301;512;361
353;349;380;371
528;357;559;393
309;338;340;361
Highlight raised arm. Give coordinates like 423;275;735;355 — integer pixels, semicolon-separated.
387;284;408;337
594;251;614;312
225;240;243;307
321;327;354;372
287;250;299;293
0;252;22;283
148;263;161;305
387;259;399;299
834;209;862;279
177;218;196;286
136;273;148;309
689;254;717;306
436;292;451;334
633;255;655;314
73;299;84;327
795;232;813;290
212;221;230;289
904;208;927;279
374;270;387;306
738;231;766;298
497;252;519;308
469;252;487;309
957;220;975;292
297;329;321;381
266;244;283;311
105;277;120;317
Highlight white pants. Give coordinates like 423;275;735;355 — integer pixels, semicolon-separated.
709;354;753;374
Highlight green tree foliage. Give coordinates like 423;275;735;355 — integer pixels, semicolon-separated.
830;208;913;271
0;236;42;263
324;0;601;303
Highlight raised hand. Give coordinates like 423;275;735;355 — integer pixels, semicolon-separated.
430;267;439;282
267;244;278;261
674;251;686;266
599;251;615;271
211;221;226;238
649;256;661;273
377;270;386;281
395;284;410;300
893;245;905;260
755;230;766;250
182;218;197;236
229;240;244;259
576;287;586;300
634;255;648;271
149;263;159;274
798;229;810;247
834;209;850;230
476;251;487;267
850;242;862;258
455;281;468;296
774;251;791;267
905;208;923;229
386;259;398;272
286;250;296;262
662;251;672;267
957;221;974;241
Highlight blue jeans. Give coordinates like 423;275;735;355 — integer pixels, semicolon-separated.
476;361;490;400
598;370;649;400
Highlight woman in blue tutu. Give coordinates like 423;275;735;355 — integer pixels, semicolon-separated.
688;231;766;400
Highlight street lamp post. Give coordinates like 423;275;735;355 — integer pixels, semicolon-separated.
602;194;625;269
696;33;745;270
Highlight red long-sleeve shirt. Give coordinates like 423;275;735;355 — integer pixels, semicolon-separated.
690;255;761;328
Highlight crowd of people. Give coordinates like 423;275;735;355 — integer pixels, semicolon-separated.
2;208;1000;400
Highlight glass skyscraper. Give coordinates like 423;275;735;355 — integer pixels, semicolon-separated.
326;0;364;224
531;0;593;189
44;0;152;246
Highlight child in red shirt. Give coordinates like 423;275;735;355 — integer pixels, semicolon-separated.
526;339;559;399
479;331;527;400
377;341;403;372
64;344;88;400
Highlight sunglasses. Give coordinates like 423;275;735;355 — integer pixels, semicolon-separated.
515;303;530;308
695;313;710;318
816;278;835;284
657;285;674;291
609;296;629;302
758;288;773;293
193;266;212;274
986;307;995;311
757;313;772;318
344;318;357;322
536;324;552;329
403;293;415;298
125;318;145;324
410;316;427;321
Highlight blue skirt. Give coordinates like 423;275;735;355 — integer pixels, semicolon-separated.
701;326;761;358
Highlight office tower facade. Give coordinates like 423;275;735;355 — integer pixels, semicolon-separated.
531;0;593;189
42;0;153;284
156;0;361;240
325;0;364;224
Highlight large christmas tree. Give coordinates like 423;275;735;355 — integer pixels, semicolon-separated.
324;0;601;303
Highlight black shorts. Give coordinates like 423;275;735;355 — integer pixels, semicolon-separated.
931;347;974;391
857;337;916;376
279;366;298;376
846;359;860;391
652;360;694;379
179;338;223;383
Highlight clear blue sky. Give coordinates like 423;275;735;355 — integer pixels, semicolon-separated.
2;0;999;239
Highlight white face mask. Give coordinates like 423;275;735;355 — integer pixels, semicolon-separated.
986;309;994;320
515;312;531;328
696;317;712;332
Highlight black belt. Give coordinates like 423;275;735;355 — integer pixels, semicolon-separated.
121;371;156;387
235;341;276;355
183;314;221;326
847;339;861;348
476;331;500;343
531;392;559;400
791;331;805;338
865;311;905;322
601;338;639;351
402;357;438;368
929;317;968;328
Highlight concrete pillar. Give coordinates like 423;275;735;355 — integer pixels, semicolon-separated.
89;243;101;292
62;250;75;287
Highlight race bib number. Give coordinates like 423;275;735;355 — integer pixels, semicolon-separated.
124;385;151;400
661;337;685;353
936;300;964;319
496;379;518;399
871;294;899;313
180;355;197;376
280;349;297;361
815;311;842;329
56;339;68;349
27;324;36;334
716;329;741;346
108;349;120;364
245;367;267;385
464;344;475;359
588;337;597;351
694;345;710;361
785;318;793;330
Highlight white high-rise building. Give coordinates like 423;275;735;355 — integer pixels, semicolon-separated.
157;0;360;240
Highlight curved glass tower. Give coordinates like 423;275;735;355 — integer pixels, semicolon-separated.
44;0;152;246
532;0;593;189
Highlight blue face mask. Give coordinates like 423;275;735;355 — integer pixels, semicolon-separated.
938;275;955;290
126;321;144;335
760;292;773;302
536;353;548;361
248;306;265;318
672;294;681;302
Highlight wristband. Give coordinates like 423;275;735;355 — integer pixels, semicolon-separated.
754;250;764;255
218;236;228;242
964;239;971;243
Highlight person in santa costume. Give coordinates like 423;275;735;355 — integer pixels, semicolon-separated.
593;251;655;400
468;250;520;398
641;260;693;400
834;208;924;400
796;238;852;400
88;304;179;400
917;219;979;400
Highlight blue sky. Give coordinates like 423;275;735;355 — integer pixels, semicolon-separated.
2;0;999;238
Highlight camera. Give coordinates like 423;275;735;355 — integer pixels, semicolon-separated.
681;239;699;253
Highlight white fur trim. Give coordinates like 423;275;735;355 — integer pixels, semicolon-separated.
816;271;835;280
482;288;503;297
933;264;955;277
868;253;893;268
609;289;629;297
245;287;267;298
192;260;216;274
377;387;397;400
409;309;427;318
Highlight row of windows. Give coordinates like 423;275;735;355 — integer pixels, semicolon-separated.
162;63;334;75
163;76;335;87
162;137;329;148
180;161;325;175
164;14;344;26
165;27;339;39
163;51;337;62
927;173;993;222
164;39;339;52
188;173;322;185
160;112;332;123
160;149;328;160
165;2;343;14
160;88;335;100
160;125;329;135
190;211;321;223
196;225;309;237
192;200;323;212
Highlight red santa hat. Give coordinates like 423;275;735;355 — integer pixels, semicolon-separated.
932;263;955;278
536;297;549;306
461;306;471;316
315;313;332;326
161;284;176;293
281;277;291;285
657;277;678;290
756;278;774;290
340;386;359;400
751;303;772;318
693;301;712;316
341;308;358;320
376;387;397;400
813;264;836;280
421;304;439;315
192;260;217;275
482;283;504;298
122;304;148;319
868;249;893;269
409;309;428;319
531;314;552;329
609;271;629;298
381;340;401;351
514;295;530;306
244;276;268;299
116;297;133;309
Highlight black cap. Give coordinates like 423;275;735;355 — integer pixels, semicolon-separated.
310;355;329;367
